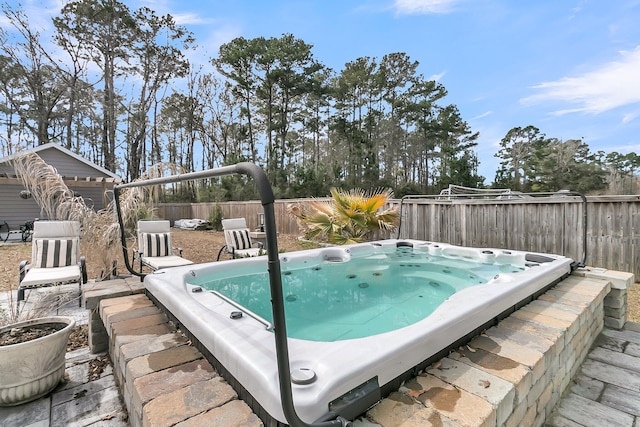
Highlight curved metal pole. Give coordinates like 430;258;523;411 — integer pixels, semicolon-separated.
113;185;142;279
113;162;349;427
230;164;350;427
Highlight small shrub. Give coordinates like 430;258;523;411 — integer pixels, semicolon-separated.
206;205;224;231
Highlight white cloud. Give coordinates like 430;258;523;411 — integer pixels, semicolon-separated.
186;24;242;67
1;0;57;33
622;111;640;124
600;142;640;154
471;111;493;121
393;0;463;15
172;13;214;26
522;46;640;116
428;71;446;81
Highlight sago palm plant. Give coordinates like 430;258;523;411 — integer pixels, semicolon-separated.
288;187;399;244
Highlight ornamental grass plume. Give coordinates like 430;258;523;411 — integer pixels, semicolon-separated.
10;152;181;282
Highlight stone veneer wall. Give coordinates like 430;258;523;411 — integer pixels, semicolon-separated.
84;269;635;427
359;269;635;427
573;267;633;330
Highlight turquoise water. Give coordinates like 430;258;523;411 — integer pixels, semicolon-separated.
194;247;525;341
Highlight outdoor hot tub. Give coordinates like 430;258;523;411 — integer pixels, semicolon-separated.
143;239;573;425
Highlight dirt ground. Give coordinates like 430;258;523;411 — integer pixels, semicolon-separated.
0;228;314;293
1;228;638;322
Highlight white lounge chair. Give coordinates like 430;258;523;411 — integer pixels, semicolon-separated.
134;220;193;272
18;220;87;311
216;218;265;260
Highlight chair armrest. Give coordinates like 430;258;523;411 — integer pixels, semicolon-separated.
80;256;87;283
174;247;184;257
254;242;264;249
132;248;143;273
19;260;29;283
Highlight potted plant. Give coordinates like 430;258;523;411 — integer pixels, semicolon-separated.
0;316;75;406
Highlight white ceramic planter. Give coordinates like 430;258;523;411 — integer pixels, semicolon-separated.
0;316;75;406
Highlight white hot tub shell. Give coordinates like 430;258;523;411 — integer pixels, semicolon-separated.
144;239;573;424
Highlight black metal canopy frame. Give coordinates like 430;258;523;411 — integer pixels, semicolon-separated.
113;163;350;427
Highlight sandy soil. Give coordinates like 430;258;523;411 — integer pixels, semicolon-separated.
0;228;314;292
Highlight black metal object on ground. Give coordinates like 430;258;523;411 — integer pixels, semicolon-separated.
0;219;35;242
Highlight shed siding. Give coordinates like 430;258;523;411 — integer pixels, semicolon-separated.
0;146;118;228
0;161;14;175
0;184;43;229
0;146;112;178
0;183;111;228
68;185;112;211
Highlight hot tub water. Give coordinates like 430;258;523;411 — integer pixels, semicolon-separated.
191;245;530;341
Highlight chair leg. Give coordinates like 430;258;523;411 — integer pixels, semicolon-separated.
16;286;25;317
216;245;227;261
80;256;87;283
17;260;28;317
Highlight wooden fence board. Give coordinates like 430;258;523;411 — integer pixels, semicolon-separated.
157;196;639;278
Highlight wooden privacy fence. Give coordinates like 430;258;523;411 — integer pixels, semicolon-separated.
158;199;317;235
157;195;640;278
393;194;587;264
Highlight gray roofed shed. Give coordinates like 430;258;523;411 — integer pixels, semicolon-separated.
0;143;122;232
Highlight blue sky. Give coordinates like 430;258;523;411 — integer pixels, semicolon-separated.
4;0;640;183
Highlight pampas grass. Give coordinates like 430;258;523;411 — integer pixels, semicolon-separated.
1;151;185;324
10;152;183;282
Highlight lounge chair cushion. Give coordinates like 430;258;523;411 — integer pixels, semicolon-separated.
142;255;194;270
34;239;77;268
234;248;263;258
141;232;171;257
228;229;252;250
20;265;82;288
